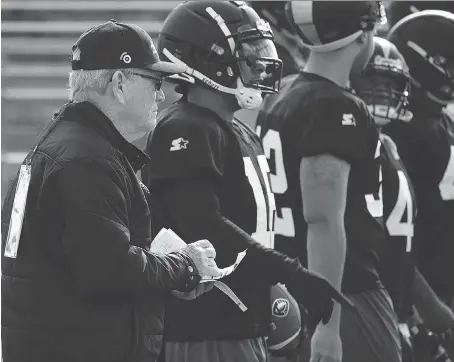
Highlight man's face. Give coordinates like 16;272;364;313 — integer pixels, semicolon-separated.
121;70;165;140
353;73;412;126
236;37;282;93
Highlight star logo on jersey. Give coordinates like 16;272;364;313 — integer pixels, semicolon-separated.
342;113;356;126
170;137;189;151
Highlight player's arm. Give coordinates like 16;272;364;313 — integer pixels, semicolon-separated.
413;266;454;333
300;154;349;329
155;176;303;285
156;174;353;316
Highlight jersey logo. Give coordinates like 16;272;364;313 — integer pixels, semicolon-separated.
342;113;356;126
272;298;290;318
170;137;189;151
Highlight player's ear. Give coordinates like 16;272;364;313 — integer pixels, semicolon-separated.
111;70;127;105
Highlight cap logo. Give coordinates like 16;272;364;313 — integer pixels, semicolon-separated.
120;52;132;64
72;46;81;61
272;298;289;318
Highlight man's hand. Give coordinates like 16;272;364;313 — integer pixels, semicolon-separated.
179;239;223;279
290;268;354;328
310;324;342;362
172;281;215;300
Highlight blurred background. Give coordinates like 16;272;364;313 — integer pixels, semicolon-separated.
0;0;397;203
1;0;185;201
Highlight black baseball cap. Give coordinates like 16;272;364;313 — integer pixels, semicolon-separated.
71;19;185;75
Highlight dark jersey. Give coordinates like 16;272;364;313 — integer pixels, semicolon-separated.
256;72;385;294
374;133;417;320
384;106;454;301
143;99;276;341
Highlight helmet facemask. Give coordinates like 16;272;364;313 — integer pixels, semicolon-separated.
232;22;283;94
354;69;413;125
161;4;282;110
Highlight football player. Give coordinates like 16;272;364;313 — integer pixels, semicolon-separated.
141;2;351;362
351;36;454;362
384;9;454;316
256;2;403;362
350;35;416;326
383;10;454;361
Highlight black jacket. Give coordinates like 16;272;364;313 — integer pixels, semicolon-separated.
1;101;199;362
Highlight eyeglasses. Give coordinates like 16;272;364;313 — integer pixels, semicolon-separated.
131;72;163;91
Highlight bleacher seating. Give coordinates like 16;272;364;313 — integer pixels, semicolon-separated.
2;1;180;103
1;0;181;199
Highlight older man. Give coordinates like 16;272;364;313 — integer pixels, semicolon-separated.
1;20;220;362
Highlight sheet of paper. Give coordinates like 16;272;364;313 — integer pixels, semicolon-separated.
150;229;248;312
213;281;247;312
200;250;247;282
150;228;246;282
149;228;187;254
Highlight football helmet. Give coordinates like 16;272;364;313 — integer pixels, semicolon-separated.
388;10;454;105
388;1;454;29
351;37;413;124
285;1;387;52
157;1;283;110
249;1;307;76
268;284;306;358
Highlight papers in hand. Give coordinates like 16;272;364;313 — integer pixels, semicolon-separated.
149;228;246;282
149;228;187;255
200;251;246;283
150;228;248;311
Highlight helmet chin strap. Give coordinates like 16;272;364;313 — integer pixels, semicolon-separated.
162;48;263;110
235;78;263;110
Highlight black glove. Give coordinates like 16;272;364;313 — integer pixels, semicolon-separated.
287;267;355;328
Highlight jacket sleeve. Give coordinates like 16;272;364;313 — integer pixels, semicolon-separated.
56;159;199;298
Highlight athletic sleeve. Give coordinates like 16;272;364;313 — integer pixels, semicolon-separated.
155;176;304;286
298;97;373;164
145;117;226;180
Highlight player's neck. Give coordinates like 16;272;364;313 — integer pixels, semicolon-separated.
187;86;237;123
303;53;351;89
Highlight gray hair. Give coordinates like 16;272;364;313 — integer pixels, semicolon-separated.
68;68;137;101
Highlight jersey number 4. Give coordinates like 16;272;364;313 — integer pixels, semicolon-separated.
439;145;454;201
365;146;414;252
260;129;295;237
